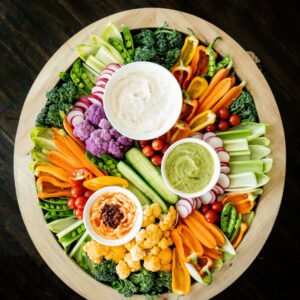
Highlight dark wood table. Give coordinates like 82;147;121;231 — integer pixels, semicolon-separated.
0;0;298;299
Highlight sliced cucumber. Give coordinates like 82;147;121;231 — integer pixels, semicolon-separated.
216;129;251;140
249;145;271;160
47;216;76;234
125;148;178;204
223;138;249;152
127;182;151;206
229;160;264;174
117;161;168;212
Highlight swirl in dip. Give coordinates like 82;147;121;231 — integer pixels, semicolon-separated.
89;191;138;240
164;142;215;194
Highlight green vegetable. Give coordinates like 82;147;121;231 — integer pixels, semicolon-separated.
130;268;155;294
56;220;84;242
75;44;99;62
185;263;212;285
229;172;257;188
85;55;106;73
226;206;237;237
221;235;236;256
229;91;258;122
262;158;273;173
249;145;271;160
31;149;49;163
223;138;249;152
94;260;118;283
122;24;134;58
127;183;151;206
82;62;99;84
70;59;90;94
42;197;68;204
216;54;231;72
248;136;270;146
216;129;251;140
229;160;264;174
80;67;94;89
38;201;70;211
206;37;221;77
101;22;123;43
230;122;268;141
212;259;223;272
59;72;70;82
242;211;255;227
153;271;172;294
47;216;76;233
112;279;138;297
117;161;168;213
109;38;131;64
44;210;74;220
229;151;251;161
101;153;121;176
229;214;242;241
221;202;233;233
126;148;178;204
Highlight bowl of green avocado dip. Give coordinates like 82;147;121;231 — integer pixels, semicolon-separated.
161;138;220;197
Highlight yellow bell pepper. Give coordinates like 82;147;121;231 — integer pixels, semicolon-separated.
83;176;128;191
188;110;216;133
179;34;199;65
186;76;208;99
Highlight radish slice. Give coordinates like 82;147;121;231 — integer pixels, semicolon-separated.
77;98;92;107
191;198;197;210
177;199;193;215
216;148;230;163
206;136;223;149
220;164;231;174
221;162;229;167
200;191;215;204
175;204;190;219
70;115;84;127
72;106;85;113
195;197;202;209
75;102;89;111
209;191;217;203
218;173;231;189
66;108;84;123
87;94;103;104
190;132;204;140
203;132;216;142
106;63;122;70
215;183;225;194
94;83;106;89
212;186;220;195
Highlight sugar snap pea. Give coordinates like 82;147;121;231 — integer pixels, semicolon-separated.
39;201;70;211
122;24;134;58
109;38;132;64
221;202;233;233
59;72;70;82
229;214;242;242
42;197;68;205
71;59;90;94
44;210;74;220
226;206;237;237
80;67;94;89
58;221;85;243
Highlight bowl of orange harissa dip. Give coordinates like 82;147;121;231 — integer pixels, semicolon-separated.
83;186;143;246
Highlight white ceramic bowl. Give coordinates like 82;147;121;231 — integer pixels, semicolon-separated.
103;61;182;140
83;186;143;246
161;138;220;198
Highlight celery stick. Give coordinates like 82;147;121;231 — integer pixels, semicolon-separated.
249;145;271;160
230;122;268;141
229;172;257;188
255;172;270;186
229;160;264;174
216;129;251;140
223;138;249;152
249;137;270;146
262;158;273;173
229;150;251;161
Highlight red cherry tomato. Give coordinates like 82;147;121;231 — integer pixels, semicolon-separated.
69;177;84;188
228;114;241;127
84;190;94;198
206;124;217;132
204;210;218;223
71;186;85;198
75;196;88;209
161;143;170;154
217;120;229;131
67;197;76;210
151;154;162;166
217;107;230;120
139;140;149;147
201;204;210;214
75;208;83;220
211;201;223;213
142;145;154;157
158;134;167;142
152;139;163;151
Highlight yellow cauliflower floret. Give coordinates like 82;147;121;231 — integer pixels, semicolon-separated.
142;224;163;249
158;238;169;250
124;253;141;272
158;248;172;265
159;206;177;231
105;245;127;263
130;245;145;261
142;214;155;227
83;241;109;264
151;203;162;218
161;263;172;271
135;229;147;243
116;260;131;280
125;239;136;251
148;246;160;256
163;230;171;238
143;205;153;217
143;255;161;272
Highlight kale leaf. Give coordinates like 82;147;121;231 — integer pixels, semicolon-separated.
93;260;118;283
130;268;155;294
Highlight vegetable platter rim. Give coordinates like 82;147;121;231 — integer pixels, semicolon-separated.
13;8;286;300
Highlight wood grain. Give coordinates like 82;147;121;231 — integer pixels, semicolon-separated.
11;6;286;300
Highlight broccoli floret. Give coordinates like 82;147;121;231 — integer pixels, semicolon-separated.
45;103;73;128
35;106;49;127
57;80;78;104
133;29;155;47
112;279;138;297
130;268;155;294
93;260;118;283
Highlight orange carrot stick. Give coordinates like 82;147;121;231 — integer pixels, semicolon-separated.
63;117;86;149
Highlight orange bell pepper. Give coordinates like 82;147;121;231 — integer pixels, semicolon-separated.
232;222;248;248
169;121;191;144
221;192;255;215
171;60;193;90
180;90;199;123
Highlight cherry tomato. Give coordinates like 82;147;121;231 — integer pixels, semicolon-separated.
142;145;154;157
204;210;218;223
71;186;85;198
75;196;88;209
158;134;167;142
211;201;223;213
75;208;83;220
152;139;164;151
201;204;210;214
217;107;230;120
151;154;162;166
206;124;217;132
139;140;149;147
161;143;170;154
84;189;94;198
228;114;241;127
67;197;76;210
217;120;229;131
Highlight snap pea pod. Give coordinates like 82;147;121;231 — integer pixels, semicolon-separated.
226;206;237;237
80;67;94;89
59;72;70;82
216;54;231;72
122;24;134;58
44;210;74;220
109;38;132;64
221;202;233;233
39;201;70;211
59;223;86;243
85;151;104;169
41;197;68;205
70;59;90;95
229;214;242;242
101;153;122;177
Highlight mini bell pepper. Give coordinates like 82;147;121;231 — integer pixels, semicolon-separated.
188;110;216;133
232;222;248;248
179;32;199;66
72;168;94;180
221;192;255;215
169;121;191;144
83;176;128;191
36;176;72;199
186;76;208;99
35;164;72;182
171;60;193;90
180;90;199;123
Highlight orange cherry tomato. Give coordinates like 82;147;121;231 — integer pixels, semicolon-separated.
142;145;154;157
151;154;162;166
152;139;163;151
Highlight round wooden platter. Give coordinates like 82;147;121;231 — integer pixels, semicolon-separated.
14;7;286;300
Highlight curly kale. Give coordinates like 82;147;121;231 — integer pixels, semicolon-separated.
133;47;160;63
130;268;155;294
229;91;258;122
163;48;181;69
133;29;155;47
154;271;172;294
35;106;49;127
93;260;118;283
46;80;78;105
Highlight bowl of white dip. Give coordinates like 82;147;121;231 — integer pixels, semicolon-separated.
103;61;182;140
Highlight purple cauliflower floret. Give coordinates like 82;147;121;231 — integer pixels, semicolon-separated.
109;128;122;139
85;104;106;126
117;136;133;146
85;129;109;157
98;118;112;130
73;120;95;142
108;140;124;159
99;129;111;141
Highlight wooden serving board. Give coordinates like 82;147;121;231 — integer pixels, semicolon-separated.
14;8;286;300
